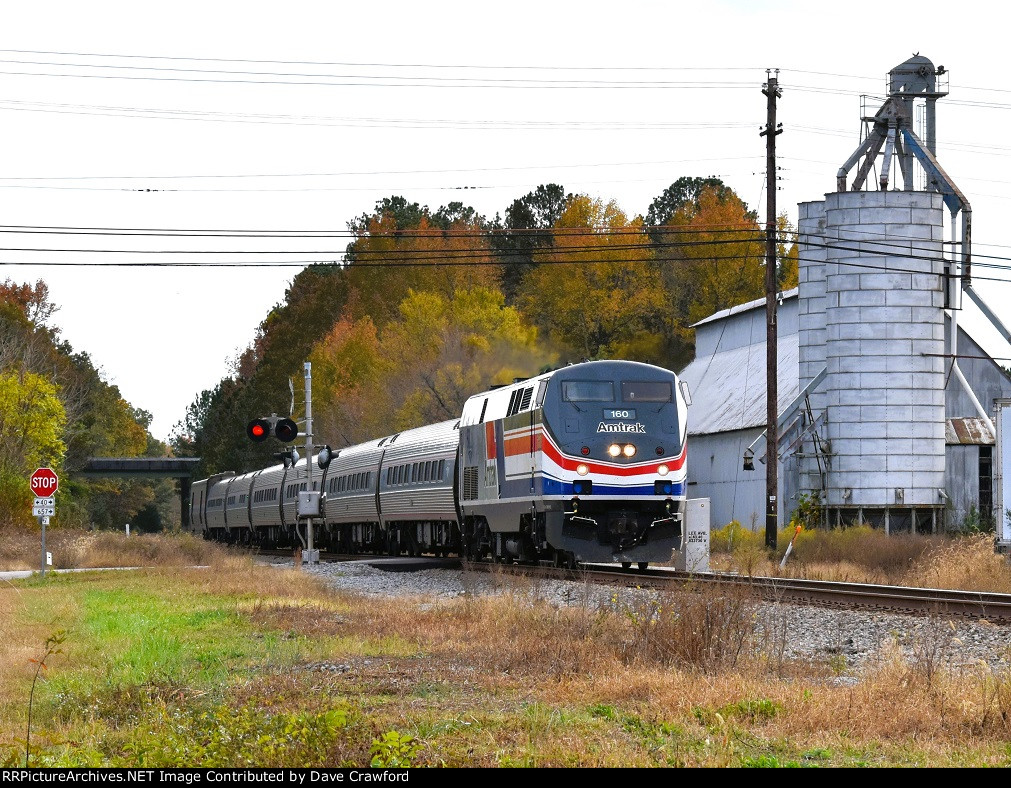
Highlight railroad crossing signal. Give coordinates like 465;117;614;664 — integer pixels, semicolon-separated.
30;467;58;496
246;415;299;444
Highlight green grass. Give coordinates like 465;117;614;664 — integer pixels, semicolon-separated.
1;571;405;767
6;563;1011;767
37;585;310;707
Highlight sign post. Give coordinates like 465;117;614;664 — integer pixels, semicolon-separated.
30;468;58;577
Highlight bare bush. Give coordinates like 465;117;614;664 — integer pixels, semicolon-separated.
611;581;759;672
0;528;231;571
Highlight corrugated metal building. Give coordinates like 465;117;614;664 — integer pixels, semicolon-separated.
677;288;1011;532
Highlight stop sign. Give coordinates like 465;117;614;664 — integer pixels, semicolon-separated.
30;467;58;496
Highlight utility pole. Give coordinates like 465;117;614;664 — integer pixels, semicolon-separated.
760;69;782;550
304;361;318;564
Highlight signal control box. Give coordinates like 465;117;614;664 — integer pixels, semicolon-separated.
674;498;710;573
297;490;324;518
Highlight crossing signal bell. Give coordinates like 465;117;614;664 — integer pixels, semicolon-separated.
246;415;300;444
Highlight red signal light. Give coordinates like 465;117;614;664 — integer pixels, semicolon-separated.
246;418;272;443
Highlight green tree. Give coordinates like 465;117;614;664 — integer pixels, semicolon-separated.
490;184;569;303
645;176;741;235
0;370;66;527
1;279;169;530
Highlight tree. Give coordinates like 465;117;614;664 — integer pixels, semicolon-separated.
0;370;66;527
645;177;741;231
431;201;487;230
1;280;170;530
0;279;59;328
518;194;665;362
385;287;550;428
490;184;569;303
343;199;498;325
652;184;766;368
305;315;387;446
179;197;498;475
309;286;553;446
777;212;800;291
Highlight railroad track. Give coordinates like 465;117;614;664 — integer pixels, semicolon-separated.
463;561;1011;624
246;548;1011;623
246;548;371;562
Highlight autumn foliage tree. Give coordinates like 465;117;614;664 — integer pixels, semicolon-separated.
518;194;667;363
343;198;499;324
309;286;552;446
0;279;169;530
180;181;798;478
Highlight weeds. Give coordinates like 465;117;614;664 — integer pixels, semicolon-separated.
370;731;421;768
117;703;356;768
613;582;757;671
25;630;65;767
710;524;1011;592
0;529;231;572
7;532;1011;765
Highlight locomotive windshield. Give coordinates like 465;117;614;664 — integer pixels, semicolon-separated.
562;380;614;402
620;381;672;402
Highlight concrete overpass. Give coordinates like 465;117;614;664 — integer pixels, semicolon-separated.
79;457;202;528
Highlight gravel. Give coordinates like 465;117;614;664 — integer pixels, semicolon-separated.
261;556;1011;677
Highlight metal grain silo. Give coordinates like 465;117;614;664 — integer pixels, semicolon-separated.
822;190;947;530
797;200;828;501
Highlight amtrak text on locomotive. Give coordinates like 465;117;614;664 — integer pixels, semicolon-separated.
595;422;646;433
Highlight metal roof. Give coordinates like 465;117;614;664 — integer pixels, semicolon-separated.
945;417;995;445
678;332;799;435
691;288;798;328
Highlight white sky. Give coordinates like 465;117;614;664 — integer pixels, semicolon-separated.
3;0;1011;442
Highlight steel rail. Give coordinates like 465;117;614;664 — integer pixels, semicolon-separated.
461;561;1011;624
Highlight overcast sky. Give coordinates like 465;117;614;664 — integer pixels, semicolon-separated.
3;1;1010;442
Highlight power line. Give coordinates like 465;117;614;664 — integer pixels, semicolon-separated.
0;49;768;73
0;235;765;256
0;64;760;90
3;248;1011;287
0;155;760;183
0;223;765;237
0;97;757;132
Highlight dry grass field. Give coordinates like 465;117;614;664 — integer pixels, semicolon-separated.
2;527;1011;767
711;523;1011;592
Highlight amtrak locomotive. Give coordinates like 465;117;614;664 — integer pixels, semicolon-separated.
188;359;690;569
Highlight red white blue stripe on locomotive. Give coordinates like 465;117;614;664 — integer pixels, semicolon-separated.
492;422;687;500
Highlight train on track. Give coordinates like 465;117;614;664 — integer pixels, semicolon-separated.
188;359;690;569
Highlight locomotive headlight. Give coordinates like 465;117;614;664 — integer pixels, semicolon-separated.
622;444;636;457
657;464;669;476
576;463;589;476
607;444;622;457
